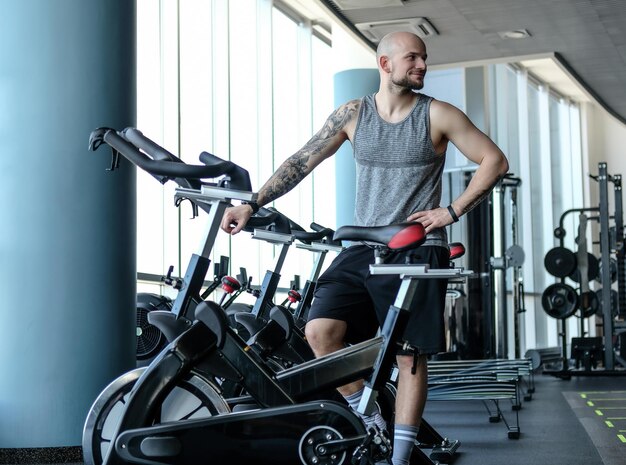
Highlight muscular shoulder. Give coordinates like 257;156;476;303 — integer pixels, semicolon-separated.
315;98;362;142
427;99;468;152
331;98;361;140
301;98;362;160
335;98;361;127
430;99;476;144
429;99;471;132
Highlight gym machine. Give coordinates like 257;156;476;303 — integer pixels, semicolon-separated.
445;170;525;360
490;174;525;360
541;162;626;376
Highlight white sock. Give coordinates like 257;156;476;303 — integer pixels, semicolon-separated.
392;424;419;465
344;388;388;432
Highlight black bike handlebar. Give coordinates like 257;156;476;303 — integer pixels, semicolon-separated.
246;211;280;229
198;152;251;191
309;222;341;246
123;128;183;162
89;127;252;191
242;207;291;235
265;208;336;244
292;228;335;243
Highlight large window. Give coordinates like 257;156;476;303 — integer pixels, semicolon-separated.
135;0;335;297
424;62;585;353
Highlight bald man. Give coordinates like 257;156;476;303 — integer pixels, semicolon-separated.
221;32;509;465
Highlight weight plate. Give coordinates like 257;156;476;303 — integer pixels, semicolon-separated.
579;291;599;318
568;253;599;283
505;244;525;267
541;283;579;319
544;247;577;278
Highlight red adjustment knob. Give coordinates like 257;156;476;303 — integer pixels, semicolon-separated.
221;276;241;294
287;289;302;303
449;243;465;260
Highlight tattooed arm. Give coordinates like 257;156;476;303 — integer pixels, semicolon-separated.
221;100;361;234
407;99;509;233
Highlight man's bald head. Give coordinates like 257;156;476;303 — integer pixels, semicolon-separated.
375;31;428;92
376;31;425;64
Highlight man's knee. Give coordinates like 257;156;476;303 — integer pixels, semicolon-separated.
396;353;428;376
305;318;347;355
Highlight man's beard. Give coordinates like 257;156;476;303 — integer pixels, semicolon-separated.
391;75;424;91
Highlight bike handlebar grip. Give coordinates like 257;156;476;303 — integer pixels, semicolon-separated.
199;151;252;192
271;212;292;235
102;130;155;168
123;128;183;162
292;229;334;243
309;222;336;239
288;218;306;232
266;207;306;232
255;207;291;234
101;129;245;180
309;221;340;245
310;222;326;232
245;211;279;229
198;150;236;172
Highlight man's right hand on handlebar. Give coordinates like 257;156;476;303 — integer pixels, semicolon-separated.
221;204;254;235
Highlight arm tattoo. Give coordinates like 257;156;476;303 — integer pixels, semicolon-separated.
261;153;310;203
259;101;359;204
461;174;505;215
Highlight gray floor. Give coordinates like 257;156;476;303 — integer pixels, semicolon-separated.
423;373;626;465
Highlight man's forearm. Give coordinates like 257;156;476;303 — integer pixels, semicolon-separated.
255;102;356;206
257;153;311;206
452;157;509;216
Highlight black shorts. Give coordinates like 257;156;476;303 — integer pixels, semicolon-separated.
307;244;449;354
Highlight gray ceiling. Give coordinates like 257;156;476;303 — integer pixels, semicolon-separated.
322;0;626;124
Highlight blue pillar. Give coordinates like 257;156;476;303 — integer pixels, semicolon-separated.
333;69;379;227
0;0;136;448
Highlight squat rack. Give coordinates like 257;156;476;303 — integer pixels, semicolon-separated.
552;163;626;373
594;163;626;370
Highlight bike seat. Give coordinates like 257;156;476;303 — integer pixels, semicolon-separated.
147;310;192;343
195;301;230;348
230;312;266;341
333;222;426;252
449;242;465;260
269;305;296;340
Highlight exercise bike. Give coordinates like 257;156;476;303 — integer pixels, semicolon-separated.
84;127;351;464
85;127;471;465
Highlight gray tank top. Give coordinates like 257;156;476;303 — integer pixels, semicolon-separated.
352;93;447;247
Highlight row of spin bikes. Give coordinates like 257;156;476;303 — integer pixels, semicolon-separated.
83;127;469;465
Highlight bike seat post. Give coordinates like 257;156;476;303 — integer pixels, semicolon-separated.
357;274;422;420
293;241;343;321
308;248;328;282
358;386;380;417
168;186;256;319
168;198;230;318
250;230;294;318
198;199;230;258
